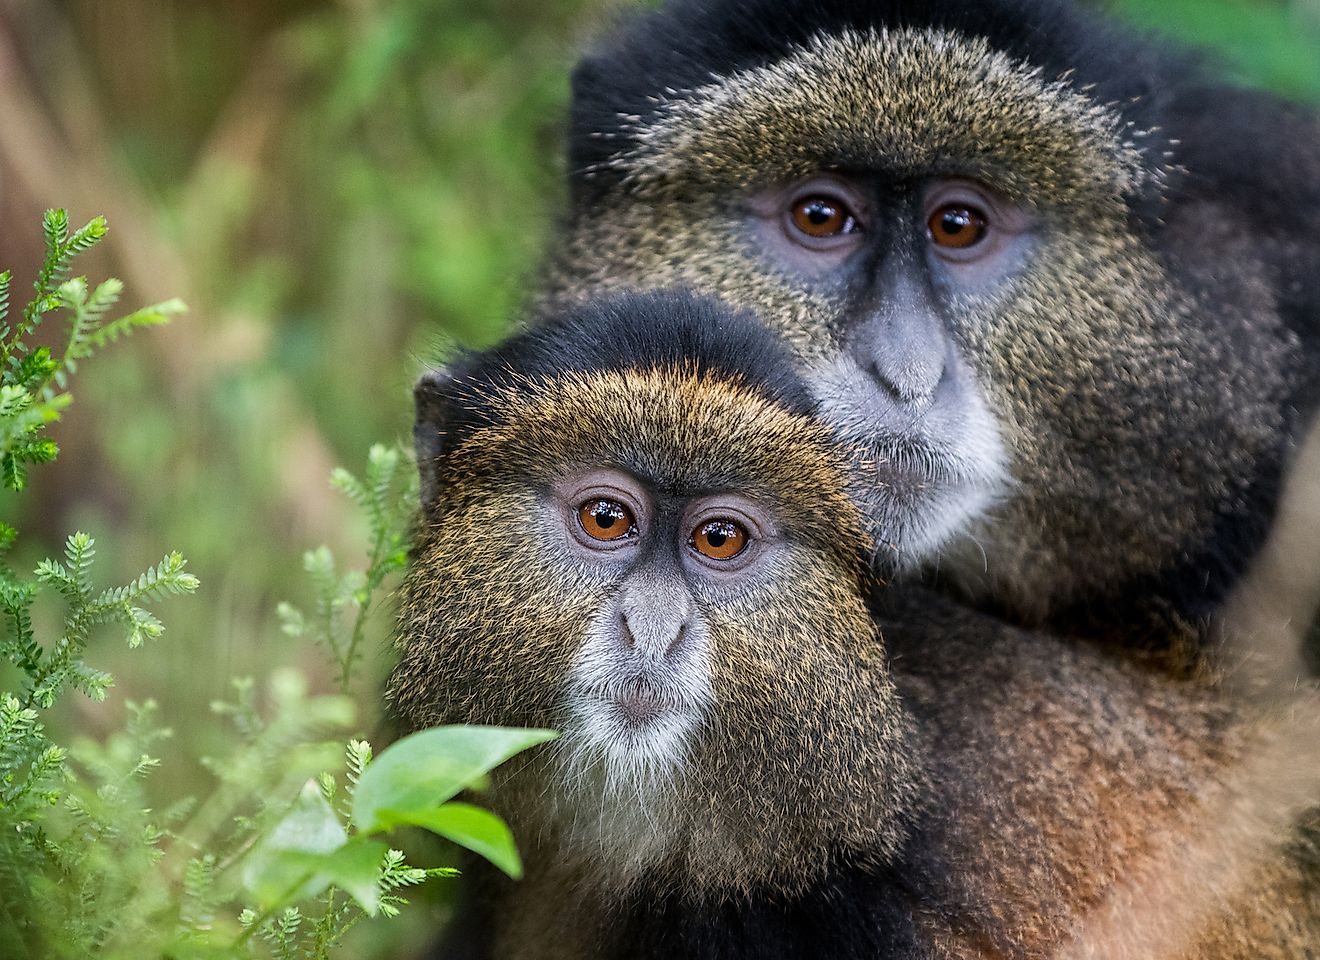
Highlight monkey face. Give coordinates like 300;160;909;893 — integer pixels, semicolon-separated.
550;467;773;777
547;25;1298;624
393;335;916;891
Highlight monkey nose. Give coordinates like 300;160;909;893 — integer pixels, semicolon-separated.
855;321;948;405
851;283;949;404
867;348;947;405
618;607;691;660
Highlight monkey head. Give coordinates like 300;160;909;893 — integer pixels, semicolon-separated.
542;0;1320;635
390;291;917;896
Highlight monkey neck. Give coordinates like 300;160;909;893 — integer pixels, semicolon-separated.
916;559;1211;672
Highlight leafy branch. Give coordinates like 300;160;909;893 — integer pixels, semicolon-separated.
0;209;184;493
278;444;415;691
23;536;199;708
0;207;556;959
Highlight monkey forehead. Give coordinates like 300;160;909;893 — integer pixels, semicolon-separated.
603;29;1158;209
444;366;865;525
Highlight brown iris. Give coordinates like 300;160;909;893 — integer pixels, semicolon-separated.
690;519;749;561
928;204;988;249
790;195;856;238
578;499;635;542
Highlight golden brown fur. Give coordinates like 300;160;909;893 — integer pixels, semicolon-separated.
484;610;1320;960
394;363;917;895
391;298;1320;957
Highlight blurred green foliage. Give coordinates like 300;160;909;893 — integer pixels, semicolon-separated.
1107;0;1320;102
6;0;605;752
0;0;1314;956
3;1;608;952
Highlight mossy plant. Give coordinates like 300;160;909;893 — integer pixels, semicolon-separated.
0;210;550;958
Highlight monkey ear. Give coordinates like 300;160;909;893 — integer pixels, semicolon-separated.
413;368;454;506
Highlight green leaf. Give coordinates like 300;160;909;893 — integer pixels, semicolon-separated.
243;779;349;906
265;837;390;916
351;725;556;834
3;452;27;491
377;801;524;879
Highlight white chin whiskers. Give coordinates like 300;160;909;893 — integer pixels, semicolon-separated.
561;609;713;782
545;644;713;876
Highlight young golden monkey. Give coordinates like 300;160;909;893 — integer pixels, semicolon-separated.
391;291;1320;960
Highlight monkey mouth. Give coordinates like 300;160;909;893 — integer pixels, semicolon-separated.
811;356;1010;568
563;671;707;769
612;679;665;724
591;676;687;728
564;644;714;773
853;433;1009;571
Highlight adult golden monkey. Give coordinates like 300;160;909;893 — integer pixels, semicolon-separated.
538;0;1320;661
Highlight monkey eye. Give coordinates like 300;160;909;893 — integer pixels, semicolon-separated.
578;499;636;542
689;519;749;561
927;203;989;250
789;194;860;239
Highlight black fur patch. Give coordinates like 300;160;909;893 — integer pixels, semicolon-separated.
426;289;816;453
599;851;936;960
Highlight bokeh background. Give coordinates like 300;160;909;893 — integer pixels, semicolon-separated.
1;0;1317;954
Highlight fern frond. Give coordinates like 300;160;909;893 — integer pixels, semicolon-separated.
328;467;368;510
0;383;32;419
317;771;337;804
124;608;164;647
63;215;107;261
365;444;401;516
23;211;107;333
276;601;307;638
92;552;199;609
83;297;183;352
378;848;428;891
259;906;304;960
0;576;41;672
31;213;106;313
69;662;114;701
65;532;96;598
56;286;184;383
178;854;219;934
2;453;26;492
9;437;58;467
12;347;57;392
345;740;372;794
42;208;69;256
0;269;11;333
10;744;67;807
35;556;81;604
